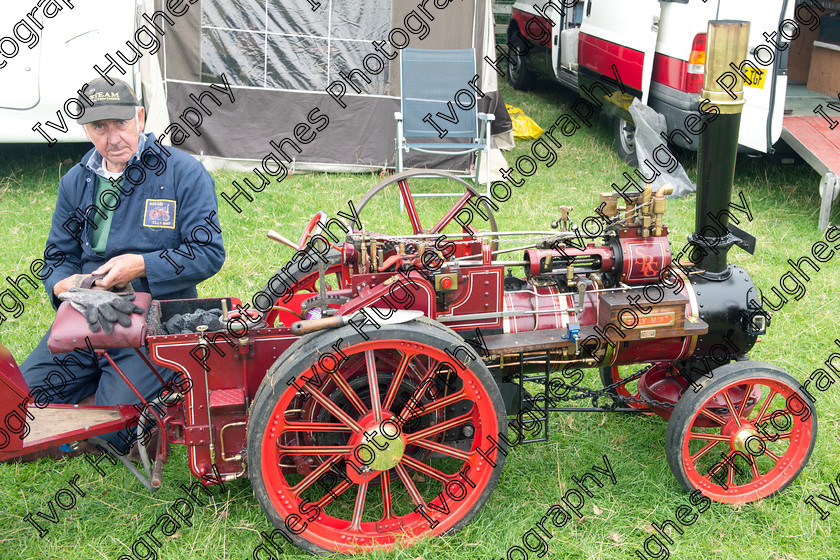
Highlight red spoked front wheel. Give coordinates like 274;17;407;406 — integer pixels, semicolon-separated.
665;361;817;503
247;318;507;553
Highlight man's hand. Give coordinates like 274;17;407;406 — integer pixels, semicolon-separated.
53;274;86;297
91;254;146;290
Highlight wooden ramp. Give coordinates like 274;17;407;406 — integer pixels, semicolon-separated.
781;115;840;230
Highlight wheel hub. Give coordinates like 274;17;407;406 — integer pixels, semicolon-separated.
345;414;407;482
731;425;760;455
360;421;405;471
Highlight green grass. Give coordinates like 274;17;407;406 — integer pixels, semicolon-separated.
1;78;839;560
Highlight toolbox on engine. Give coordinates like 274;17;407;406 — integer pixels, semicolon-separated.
597;289;696;341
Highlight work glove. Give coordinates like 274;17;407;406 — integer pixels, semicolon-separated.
58;287;145;335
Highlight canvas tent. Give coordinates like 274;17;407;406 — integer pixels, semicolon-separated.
144;0;513;173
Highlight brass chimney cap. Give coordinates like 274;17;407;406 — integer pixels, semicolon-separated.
701;20;751;114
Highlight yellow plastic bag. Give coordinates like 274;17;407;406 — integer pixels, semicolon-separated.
506;104;543;140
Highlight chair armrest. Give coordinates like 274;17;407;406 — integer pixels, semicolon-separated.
477;112;494;144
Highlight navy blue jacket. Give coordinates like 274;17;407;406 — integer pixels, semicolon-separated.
44;134;225;307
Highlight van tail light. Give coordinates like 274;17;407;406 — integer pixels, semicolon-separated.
686;33;706;93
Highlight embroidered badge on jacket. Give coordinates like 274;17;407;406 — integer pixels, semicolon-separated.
144;199;176;229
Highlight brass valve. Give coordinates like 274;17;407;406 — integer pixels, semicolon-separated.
653;183;673;236
598;193;618;219
624;199;636;224
196;324;209;346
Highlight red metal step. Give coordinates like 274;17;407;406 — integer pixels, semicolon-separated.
782;116;840;175
208;388;246;409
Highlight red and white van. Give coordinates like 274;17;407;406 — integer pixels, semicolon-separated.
506;0;809;163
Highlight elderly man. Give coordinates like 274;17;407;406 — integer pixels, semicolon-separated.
19;77;225;455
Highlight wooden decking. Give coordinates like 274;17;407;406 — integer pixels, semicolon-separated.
25;406;123;444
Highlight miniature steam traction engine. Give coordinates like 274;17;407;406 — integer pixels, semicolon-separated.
0;21;817;554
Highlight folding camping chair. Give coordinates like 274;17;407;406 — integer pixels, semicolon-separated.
395;48;494;209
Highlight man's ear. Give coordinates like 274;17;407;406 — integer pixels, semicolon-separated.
82;124;92;142
137;106;146;132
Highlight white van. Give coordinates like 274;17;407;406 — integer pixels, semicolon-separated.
0;0;139;143
506;0;829;163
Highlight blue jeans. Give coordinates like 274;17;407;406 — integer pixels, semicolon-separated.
21;328;172;454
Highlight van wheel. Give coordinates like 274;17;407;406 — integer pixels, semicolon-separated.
507;34;535;91
614;117;637;165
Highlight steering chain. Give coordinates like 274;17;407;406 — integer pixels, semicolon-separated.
523;364;677;411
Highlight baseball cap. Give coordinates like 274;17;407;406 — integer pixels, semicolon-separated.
77;77;139;125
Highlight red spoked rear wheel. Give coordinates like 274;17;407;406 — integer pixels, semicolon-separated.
247;318;507;553
665;361;816;503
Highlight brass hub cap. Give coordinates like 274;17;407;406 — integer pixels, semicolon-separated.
732;426;760;455
361;423;405;471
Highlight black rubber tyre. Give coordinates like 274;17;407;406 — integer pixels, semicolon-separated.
665;361;817;503
507;32;536;91
247;319;507;554
614;117;637;165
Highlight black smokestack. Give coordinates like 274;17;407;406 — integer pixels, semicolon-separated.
691;20;751;277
